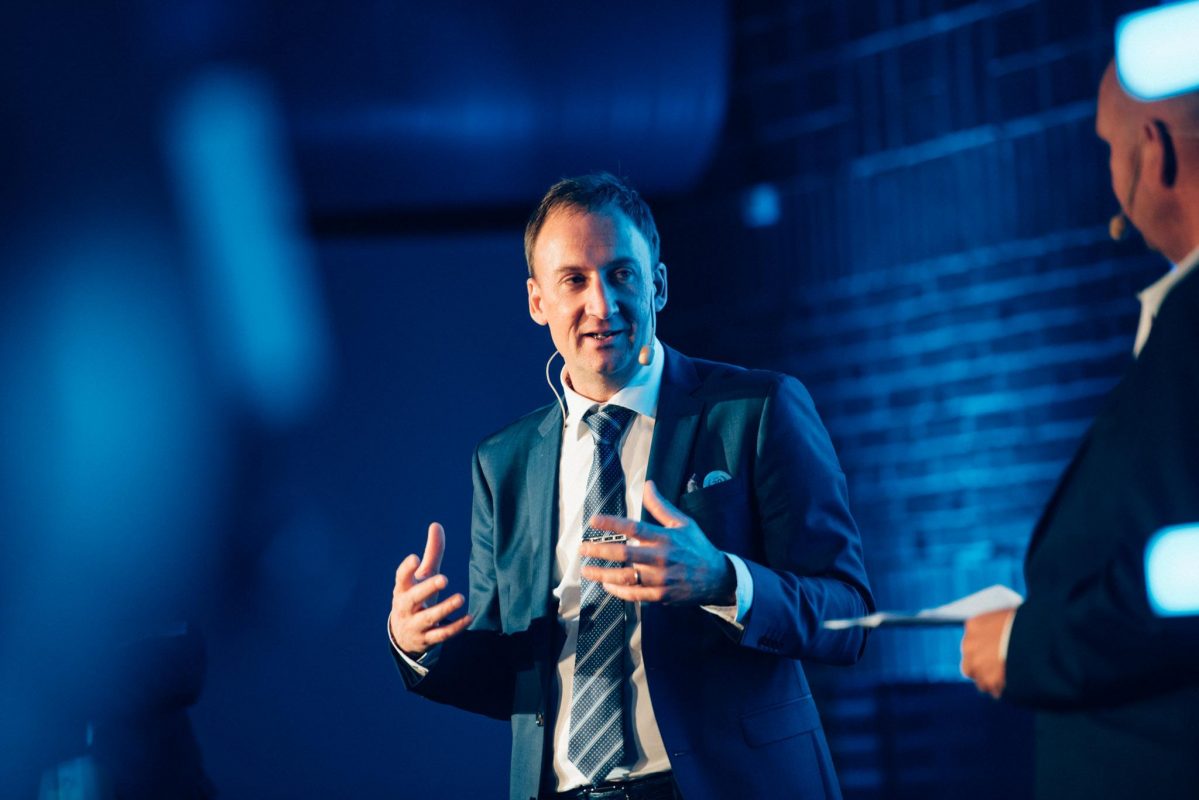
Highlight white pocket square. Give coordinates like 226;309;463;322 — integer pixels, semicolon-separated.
702;470;732;488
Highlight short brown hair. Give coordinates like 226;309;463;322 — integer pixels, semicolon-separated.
524;172;661;277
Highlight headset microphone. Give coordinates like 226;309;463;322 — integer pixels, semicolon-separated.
638;341;653;366
638;277;661;366
1109;211;1129;241
1110;148;1143;242
544;350;567;425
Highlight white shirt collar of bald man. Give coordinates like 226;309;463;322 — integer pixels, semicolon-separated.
1135;245;1199;357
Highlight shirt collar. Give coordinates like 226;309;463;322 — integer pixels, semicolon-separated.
1138;244;1199;319
561;338;664;439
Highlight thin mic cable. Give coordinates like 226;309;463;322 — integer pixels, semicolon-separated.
545;350;567;425
1110;147;1144;241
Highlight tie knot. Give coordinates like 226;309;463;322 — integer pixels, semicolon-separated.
583;404;635;446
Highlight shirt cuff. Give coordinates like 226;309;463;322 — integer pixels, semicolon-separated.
388;617;437;676
998;608;1016;662
699;553;754;630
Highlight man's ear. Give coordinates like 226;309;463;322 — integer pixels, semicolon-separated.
652;262;668;313
527;277;548;326
1151;119;1178;187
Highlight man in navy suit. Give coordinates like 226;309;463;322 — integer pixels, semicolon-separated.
960;63;1199;798
389;173;873;800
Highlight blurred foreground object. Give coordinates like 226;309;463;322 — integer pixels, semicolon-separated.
37;624;213;800
1;3;326;795
1145;524;1199;616
1116;0;1199;99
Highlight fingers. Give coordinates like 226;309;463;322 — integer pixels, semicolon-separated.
587;514;642;540
964;669;1002;699
411;592;467;631
579;538;667;566
394;521;446;609
402;573;449;613
390;522;468;654
594;581;667;603
392;588;471;653
974;664;1005;698
581;563;669;603
424;611;472;645
642;480;690;527
581;562;663;586
416;522;446;580
394;553;420;593
586;515;664;547
959;628;1005;699
579;541;628;562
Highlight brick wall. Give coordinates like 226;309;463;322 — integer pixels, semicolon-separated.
653;4;1174;794
658;0;1166;686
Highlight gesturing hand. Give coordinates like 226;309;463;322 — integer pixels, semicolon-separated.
389;522;471;657
579;480;736;606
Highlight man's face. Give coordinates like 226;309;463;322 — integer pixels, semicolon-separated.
527;206;666;401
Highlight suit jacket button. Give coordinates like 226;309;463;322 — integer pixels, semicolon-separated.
535;712;545;727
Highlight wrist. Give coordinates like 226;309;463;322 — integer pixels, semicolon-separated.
388;614;425;659
711;554;737;605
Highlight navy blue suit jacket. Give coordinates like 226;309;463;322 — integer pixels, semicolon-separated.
1004;270;1199;798
397;347;873;800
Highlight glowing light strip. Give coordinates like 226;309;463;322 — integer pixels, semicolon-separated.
1116;1;1199;100
1145;523;1199;617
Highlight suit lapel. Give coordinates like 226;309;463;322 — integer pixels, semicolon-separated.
525;406;563;619
645;347;703;519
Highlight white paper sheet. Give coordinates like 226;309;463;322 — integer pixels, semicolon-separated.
823;584;1024;629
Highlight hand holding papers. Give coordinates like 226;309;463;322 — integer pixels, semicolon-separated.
824;584;1024;630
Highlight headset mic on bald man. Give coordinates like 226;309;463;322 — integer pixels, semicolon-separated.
1109;147;1143;242
1109;211;1129;241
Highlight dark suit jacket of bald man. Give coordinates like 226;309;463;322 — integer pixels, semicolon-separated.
394;345;874;800
1004;269;1199;798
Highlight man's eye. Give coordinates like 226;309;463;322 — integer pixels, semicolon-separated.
614;269;634;282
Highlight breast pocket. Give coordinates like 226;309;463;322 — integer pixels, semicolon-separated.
678;476;751;552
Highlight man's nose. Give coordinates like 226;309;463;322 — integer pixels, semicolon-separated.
585;278;618;319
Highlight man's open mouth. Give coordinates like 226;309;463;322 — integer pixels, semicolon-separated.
585;331;623;341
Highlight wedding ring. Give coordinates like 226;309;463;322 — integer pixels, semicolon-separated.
633;568;642;586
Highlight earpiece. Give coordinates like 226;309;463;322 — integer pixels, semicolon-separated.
638;276;661;367
1154;120;1177;187
544;350;567;425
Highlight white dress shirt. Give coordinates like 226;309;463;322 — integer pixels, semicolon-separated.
1134;245;1199;357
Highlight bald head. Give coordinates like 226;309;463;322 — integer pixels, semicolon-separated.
1098;60;1199;261
1100;61;1199;136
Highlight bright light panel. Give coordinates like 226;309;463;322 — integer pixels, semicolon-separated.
1145;523;1199;617
1117;1;1199;100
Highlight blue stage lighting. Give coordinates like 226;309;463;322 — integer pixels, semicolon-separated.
742;183;780;229
1145;523;1199;617
166;69;331;427
1116;1;1199;100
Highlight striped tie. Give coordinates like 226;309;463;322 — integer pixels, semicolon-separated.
569;403;637;784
